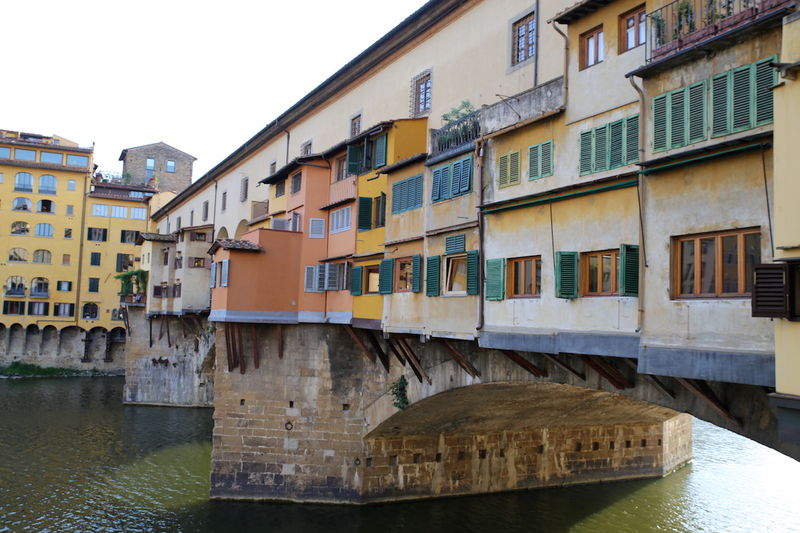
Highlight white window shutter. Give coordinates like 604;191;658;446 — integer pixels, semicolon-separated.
221;260;230;287
304;266;316;292
325;263;341;291
272;218;287;230
315;264;325;292
210;262;217;288
309;218;325;238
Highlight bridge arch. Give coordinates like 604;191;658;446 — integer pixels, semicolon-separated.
234;219;249;239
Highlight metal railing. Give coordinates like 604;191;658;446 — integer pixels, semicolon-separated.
30;290;49;298
430;110;481;156
647;0;789;61
4;288;25;297
120;293;146;305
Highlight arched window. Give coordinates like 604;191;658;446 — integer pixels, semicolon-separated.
5;276;26;296
38;175;57;194
37;199;55;214
32;250;51;264
11;221;30;235
35;223;53;237
31;277;49;297
82;303;99;320
14;172;33;192
12;198;32;211
8;248;28;262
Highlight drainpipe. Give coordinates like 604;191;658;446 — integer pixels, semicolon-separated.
74;168;90;326
476;140;486;332
284;129;291;166
627;75;647;333
550;21;569;109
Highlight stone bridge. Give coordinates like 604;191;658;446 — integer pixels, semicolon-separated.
209;323;797;504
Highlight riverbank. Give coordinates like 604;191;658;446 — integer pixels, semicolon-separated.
0;361;123;378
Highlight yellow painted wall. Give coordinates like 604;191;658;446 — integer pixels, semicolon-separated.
353;258;383;321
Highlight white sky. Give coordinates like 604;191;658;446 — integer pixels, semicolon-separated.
2;0;429;178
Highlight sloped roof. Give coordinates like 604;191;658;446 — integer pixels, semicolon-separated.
208;238;263;255
138;232;176;243
119;141;197;161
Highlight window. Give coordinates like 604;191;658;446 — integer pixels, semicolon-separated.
28;302;48;316
111;206;127;218
365;265;380;294
579;115;639;174
15;172;33;192
202;201;209;221
392;175;423;213
350;115;362;137
753;262;800;320
512;11;537;66
173;283;182;298
92;204;109;217
66;205;74;216
130;191;145;199
38;175;56;194
57;281;73;291
153;285;164;298
309;218;326;238
190;257;207;268
652;83;707;152
674;229;760;298
446;255;468;295
177;217;182;231
5;276;26;297
330;206;352;234
130;207;146;220
620;6;646;52
3;301;24;315
374;193;386;228
508;256;542;297
82;303;99;319
291;173;302;194
62;254;70;266
301;141;313;156
497;151;521;188
395;257;413;292
580;26;604;69
412;71;432;116
121;230;139;244
33;250;52;264
9;248;27;262
528;141;554;180
66;154;89;167
240;177;249;202
117;254;134;272
11;221;30;235
87;228;107;242
711;57;777;137
334;155;348;182
175;254;184;269
13;197;32;211
432;156;473;201
90;252;101;266
166;160;176;173
35;223;53;237
190;210;194;226
346;134;387;175
54;303;75;317
64;228;72;239
37;199;56;213
67;180;76;191
190;231;207;241
269;161;277;175
40;151;62;164
31;277;49;297
221;191;227;212
88;278;100;292
145;157;155;179
163;249;169;266
15;148;35;161
0;147;9;158
275;181;286;197
290;212;302;232
582;249;619;296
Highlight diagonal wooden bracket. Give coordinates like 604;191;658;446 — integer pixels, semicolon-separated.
582;355;634;389
675;377;740;427
540;353;586;381
397;337;431;385
276;324;283;359
251;325;260;369
386;338;407;366
621;358;675;399
501;350;547;377
344;325;375;363
439;339;481;378
365;329;390;372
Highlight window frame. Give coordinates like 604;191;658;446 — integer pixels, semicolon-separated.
365;265;381;294
330;206;352;234
394;257;414;293
511;10;537;67
290;172;302;195
166;160;176;173
445;254;468;296
581;249;620;296
411;71;432;117
507;256;542;298
580;25;604;70
619;5;646;53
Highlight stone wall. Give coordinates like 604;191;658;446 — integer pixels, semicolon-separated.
121;143;193;193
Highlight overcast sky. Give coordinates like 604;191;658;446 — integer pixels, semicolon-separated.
3;0;429;178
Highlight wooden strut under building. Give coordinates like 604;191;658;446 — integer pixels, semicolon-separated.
621;358;675;399
578;354;634;390
276;324;283;359
675;377;740;427
251;324;259;369
396;337;431;385
344;325;375;363
165;316;171;348
385;338;406;366
540;352;586;381
438;339;481;378
148;317;153;348
365;329;390;372
501;350;547;378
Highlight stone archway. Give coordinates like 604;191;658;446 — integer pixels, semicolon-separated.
216;227;229;240
234;220;249;239
6;324;24;358
59;326;83;361
84;327;108;363
24;325;40;356
41;325;59;358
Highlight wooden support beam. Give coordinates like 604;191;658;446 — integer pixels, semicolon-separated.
398;338;431;385
224;323;234;372
251;325;260;369
178;317;188;338
236;323;246;374
621;358;675;399
158;314;165;340
501;350;547;378
191;315;203;334
540;353;585;381
165;316;172;348
365;329;390;372
439;340;481;378
394;338;422;383
579;355;627;389
276;324;283;359
386;338;406;366
675;377;740;427
148;317;153;348
344;325;375;363
591;355;634;388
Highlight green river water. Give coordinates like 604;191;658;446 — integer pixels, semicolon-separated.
0;377;798;533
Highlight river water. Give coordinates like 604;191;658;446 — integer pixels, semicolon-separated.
0;377;798;533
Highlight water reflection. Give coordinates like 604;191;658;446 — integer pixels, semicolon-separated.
0;377;798;533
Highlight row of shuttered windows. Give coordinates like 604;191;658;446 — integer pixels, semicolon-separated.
498;140;554;187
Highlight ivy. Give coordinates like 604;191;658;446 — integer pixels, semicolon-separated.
114;269;148;295
390;375;409;410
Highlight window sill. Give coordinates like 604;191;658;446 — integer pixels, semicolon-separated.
442;292;469;297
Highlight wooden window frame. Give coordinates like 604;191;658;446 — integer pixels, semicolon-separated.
412;71;432;117
365;265;380;294
290;173;302;195
275;180;286;197
350;115;362;138
581;249;619;296
445;254;468;296
673;228;761;299
579;25;604;70
511;11;537;67
394;257;413;293
334;155;348;182
619;5;646;53
507;256;542;298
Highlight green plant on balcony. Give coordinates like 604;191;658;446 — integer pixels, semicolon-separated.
441;100;475;124
114;269;148;296
652;12;667;46
673;0;697;38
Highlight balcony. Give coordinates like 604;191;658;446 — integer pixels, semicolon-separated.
325;176;356;209
250;200;269;223
646;0;793;64
4;288;25;297
30;290;49;298
120;293;147;307
430;110;481;159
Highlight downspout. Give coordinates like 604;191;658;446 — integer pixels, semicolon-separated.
627;75;647;333
476;140;486;332
284;129;291;166
550;21;569;108
74;169;90;326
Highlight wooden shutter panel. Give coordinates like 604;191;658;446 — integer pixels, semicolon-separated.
670;88;686;148
509;151;521;184
608;120;624;168
450;160;462;197
415;174;425;207
316;264;326;292
347;144;362;174
755;58;776;125
440;166;451;200
379;259;394;294
555;251;579;299
412;254;422;293
221;260;230;287
357;197;372;231
528;144;540;179
653;94;669;151
431;168;442;201
752;263;789;318
69;303;75;317
350;266;363;295
325;263;340;291
593;126;608;172
711;73;730;136
618;244;640;297
466;250;479;295
540;141;553;177
2;302;7;314
116;253;124;272
209;262;217;288
731;66;752;131
459;157;472;193
579;131;593;174
43;303;49;316
391;181;401;214
374;134;387;168
309;218;325;238
426;256;441;297
304;266;316;292
687;82;707;143
498;154;509;186
445;234;466;255
485;258;505;300
625;115;639;164
102;229;108;241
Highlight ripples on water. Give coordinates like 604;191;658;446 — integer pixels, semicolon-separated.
0;377;798;533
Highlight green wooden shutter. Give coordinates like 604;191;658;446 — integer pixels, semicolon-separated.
426;256;441;297
357;197;372;231
625;115;639;164
619;244;640;297
69;303;75;317
485;258;505;301
593;125;608;172
687;82;707;144
458;156;472;193
391;181;401;214
653;94;668;151
608;120;624;168
755;58;776;125
378;259;394;294
498;154;509;187
541;141;553;177
432;168;442;201
116;253;124;272
528;143;540;179
555;251;579;299
579;131;593;174
450;160;462;197
2;302;7;314
440;165;451;199
350;266;363;295
670;88;686;148
711;72;730;137
412;254;422;293
347;144;362;174
373;134;387;168
466;250;479;295
445;234;466;254
731;66;752;131
509;151;521;185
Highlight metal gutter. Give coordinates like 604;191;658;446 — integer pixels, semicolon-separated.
640;143;771;176
481;179;639;215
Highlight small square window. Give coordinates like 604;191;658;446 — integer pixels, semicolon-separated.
166;160;176;173
221;191;227;212
580;26;604;69
301;141;313;156
394;257;413;293
90;252;101;266
275;180;286;197
508;256;542;297
67;180;76;191
582;250;619;296
350;115;362;138
411;71;432;117
365;265;380;294
88;278;100;292
291;173;302;194
512;12;537;66
64;228;72;239
269;161;277;175
620;6;646;53
445;255;468;295
62;254;71;266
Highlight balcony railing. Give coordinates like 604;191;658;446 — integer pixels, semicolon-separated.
120;293;146;306
30;290;49;298
4;288;25;297
647;0;792;62
430;110;481;157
